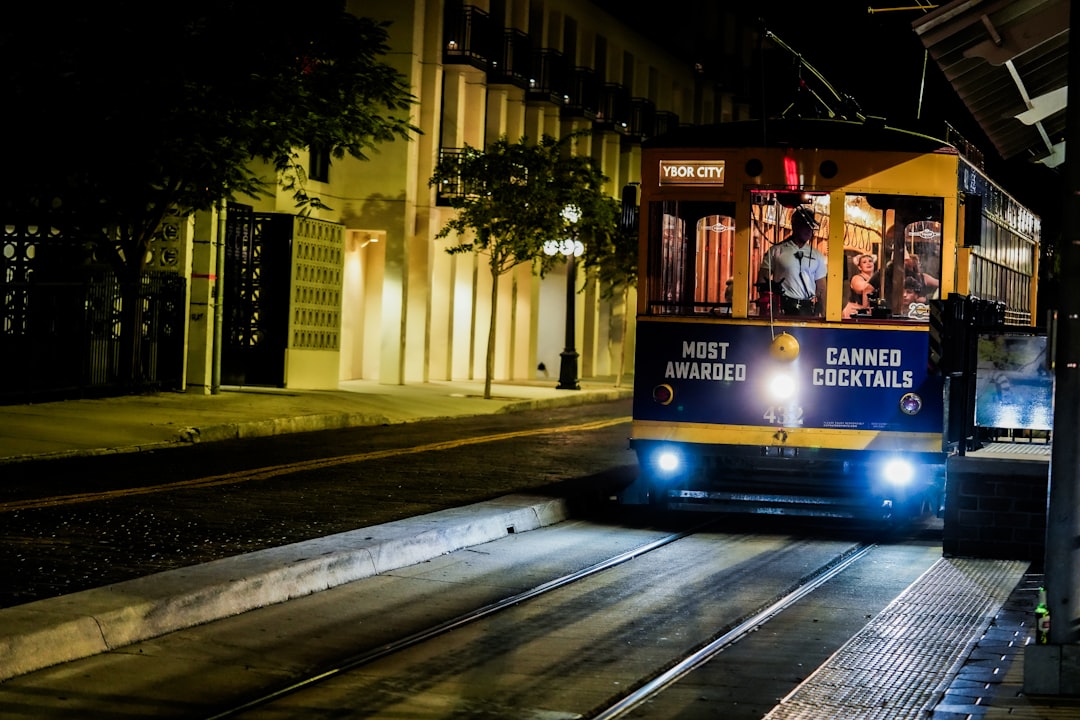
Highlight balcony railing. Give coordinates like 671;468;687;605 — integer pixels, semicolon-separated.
526;49;567;105
562;67;600;120
596;83;631;134
488;28;531;89
439;11;679;143
434;148;466;205
443;3;496;71
653;110;680;138
626;97;657;142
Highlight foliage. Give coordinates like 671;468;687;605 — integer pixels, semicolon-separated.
582;194;638;298
428;133;616;397
581;189;639;388
431;134;610;276
1;0;418;280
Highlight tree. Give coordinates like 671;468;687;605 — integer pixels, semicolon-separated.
582;187;639;388
429;134;614;399
1;1;417;384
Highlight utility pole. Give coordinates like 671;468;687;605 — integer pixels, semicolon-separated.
1025;19;1080;695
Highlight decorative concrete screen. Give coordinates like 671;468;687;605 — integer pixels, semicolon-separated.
150;206;191;276
286;216;344;389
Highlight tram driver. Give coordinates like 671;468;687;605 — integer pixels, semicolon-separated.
758;206;827;316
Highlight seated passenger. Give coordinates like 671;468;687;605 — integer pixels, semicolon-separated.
886;251;938;302
843;253;876;318
901;275;930;319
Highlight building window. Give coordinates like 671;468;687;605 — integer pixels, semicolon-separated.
309;145;330;183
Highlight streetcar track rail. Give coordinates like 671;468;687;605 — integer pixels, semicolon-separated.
590;542;876;719
204;520;715;720
202;524;877;720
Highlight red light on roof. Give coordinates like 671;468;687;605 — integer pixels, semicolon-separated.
784;152;798;188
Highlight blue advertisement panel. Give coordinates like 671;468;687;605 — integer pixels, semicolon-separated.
975;334;1052;431
633;321;943;434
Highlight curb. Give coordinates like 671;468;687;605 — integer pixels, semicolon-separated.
182;411;394;444
0;390;633;466
0;493;573;682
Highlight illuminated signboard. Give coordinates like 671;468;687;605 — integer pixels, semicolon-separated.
659;160;725;185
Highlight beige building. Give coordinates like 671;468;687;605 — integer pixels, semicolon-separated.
181;0;751;393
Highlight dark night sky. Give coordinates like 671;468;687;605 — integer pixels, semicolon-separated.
612;2;985;143
756;5;1061;236
596;0;1061;234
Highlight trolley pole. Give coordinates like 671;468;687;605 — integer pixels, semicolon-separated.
1025;22;1080;694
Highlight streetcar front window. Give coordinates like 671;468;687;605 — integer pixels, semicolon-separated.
750;195;830;318
644;191;945;322
841;194;944;322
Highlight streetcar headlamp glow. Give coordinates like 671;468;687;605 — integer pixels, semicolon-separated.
768;372;797;400
654;448;681;474
882;458;915;487
899;393;923;415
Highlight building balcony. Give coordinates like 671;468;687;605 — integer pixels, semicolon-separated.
595;83;631;134
561;67;600;121
653;110;680;139
487;28;531;89
526;49;567;106
433;147;466;206
624;97;656;143
443;3;496;71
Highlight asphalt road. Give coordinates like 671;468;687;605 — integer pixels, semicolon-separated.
0;399;636;609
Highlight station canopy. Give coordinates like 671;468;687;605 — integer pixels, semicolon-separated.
912;0;1069;168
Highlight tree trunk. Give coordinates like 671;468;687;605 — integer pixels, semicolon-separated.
484;263;500;400
616;283;629;388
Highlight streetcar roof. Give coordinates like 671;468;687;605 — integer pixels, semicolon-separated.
642;118;956;155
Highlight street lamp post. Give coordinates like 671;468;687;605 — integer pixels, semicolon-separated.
545;206;583;390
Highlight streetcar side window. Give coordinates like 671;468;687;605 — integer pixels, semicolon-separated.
646;200;735;315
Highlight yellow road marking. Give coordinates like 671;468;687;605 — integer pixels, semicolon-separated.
2;417;631;512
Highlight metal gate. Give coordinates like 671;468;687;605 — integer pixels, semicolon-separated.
0;220;185;404
220;205;293;387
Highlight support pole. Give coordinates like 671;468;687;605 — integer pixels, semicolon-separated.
1046;27;1080;646
1025;19;1080;696
557;252;580;390
211;202;226;395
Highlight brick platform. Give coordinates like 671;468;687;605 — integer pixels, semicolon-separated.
943;443;1050;564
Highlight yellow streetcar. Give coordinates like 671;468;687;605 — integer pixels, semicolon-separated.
621;117;1041;521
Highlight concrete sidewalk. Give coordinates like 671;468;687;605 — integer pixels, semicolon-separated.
0;378;632;465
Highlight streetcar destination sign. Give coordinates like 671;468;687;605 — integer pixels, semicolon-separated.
659;160;725;185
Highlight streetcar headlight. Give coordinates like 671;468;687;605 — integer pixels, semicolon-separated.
654;448;681;474
768;372;797;400
882;458;915;487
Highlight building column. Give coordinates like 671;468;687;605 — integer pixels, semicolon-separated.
185;208;222;395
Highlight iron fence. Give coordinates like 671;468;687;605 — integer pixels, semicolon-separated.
0;270;185;404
